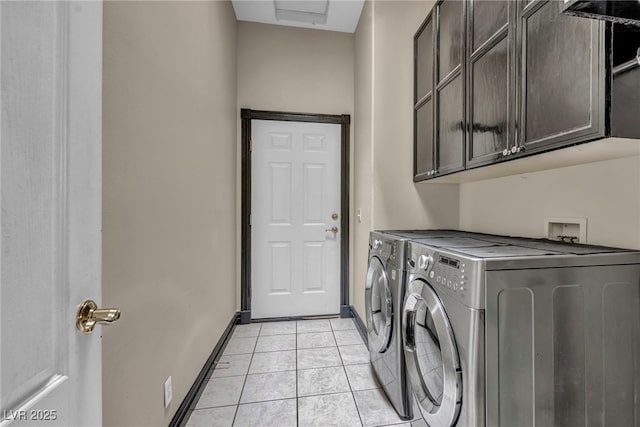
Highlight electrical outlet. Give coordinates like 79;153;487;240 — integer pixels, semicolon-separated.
164;376;172;408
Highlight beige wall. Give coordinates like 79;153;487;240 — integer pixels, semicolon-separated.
236;22;356;307
353;0;374;317
352;0;460;317
460;156;640;249
102;2;237;425
237;21;355;115
370;0;459;230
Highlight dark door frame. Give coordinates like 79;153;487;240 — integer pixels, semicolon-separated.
240;109;351;324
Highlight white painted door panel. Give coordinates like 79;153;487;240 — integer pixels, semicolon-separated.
1;2;102;425
252;120;341;318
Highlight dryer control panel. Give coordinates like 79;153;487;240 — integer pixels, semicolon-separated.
369;231;406;269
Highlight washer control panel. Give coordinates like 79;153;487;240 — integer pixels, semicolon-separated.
407;241;480;308
431;255;467;293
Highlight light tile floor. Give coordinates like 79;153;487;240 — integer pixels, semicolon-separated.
184;318;423;427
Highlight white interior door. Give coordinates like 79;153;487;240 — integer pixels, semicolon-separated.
251;120;341;319
1;2;103;425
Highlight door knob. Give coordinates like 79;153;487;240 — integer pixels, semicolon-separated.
76;299;121;334
325;226;338;234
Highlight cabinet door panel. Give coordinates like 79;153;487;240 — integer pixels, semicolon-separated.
473;0;508;50
521;0;604;150
438;0;463;80
437;77;464;173
415;100;434;179
468;0;511;167
416;18;434;102
470;37;509;164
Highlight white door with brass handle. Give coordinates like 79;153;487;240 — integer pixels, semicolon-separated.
0;2;111;425
251;120;341;318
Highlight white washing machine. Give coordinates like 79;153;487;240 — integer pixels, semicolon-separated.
402;235;640;427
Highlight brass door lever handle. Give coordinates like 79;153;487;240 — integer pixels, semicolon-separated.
325;226;338;234
76;299;121;334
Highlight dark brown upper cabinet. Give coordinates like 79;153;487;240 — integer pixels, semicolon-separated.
467;0;514;167
518;1;640;149
435;0;466;176
414;13;435;182
610;25;640;140
414;0;466;181
414;0;640;182
518;0;605;155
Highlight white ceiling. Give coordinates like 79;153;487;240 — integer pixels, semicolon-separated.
231;0;365;33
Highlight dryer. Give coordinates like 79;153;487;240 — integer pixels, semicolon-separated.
365;231;412;419
402;235;640;427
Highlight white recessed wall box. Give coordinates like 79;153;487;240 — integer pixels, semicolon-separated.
544;217;588;244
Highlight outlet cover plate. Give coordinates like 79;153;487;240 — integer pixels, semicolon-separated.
164;376;172;408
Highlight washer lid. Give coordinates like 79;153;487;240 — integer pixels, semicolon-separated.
469;234;629;255
515;240;630;255
449;245;563;258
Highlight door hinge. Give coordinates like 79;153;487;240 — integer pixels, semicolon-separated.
249;287;252;299
249;214;251;226
249;138;253;152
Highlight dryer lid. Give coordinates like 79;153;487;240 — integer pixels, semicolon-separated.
382;230;467;239
413;236;504;248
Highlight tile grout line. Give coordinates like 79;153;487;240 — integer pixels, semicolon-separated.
235;396;298;406
238;322;299;425
230;323;261;426
333;319;366;427
255;344;336;354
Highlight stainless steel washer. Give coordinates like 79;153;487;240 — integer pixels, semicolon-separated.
402;235;640;427
366;229;494;420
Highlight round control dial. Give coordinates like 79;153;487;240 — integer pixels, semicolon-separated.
417;254;432;271
373;239;382;250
